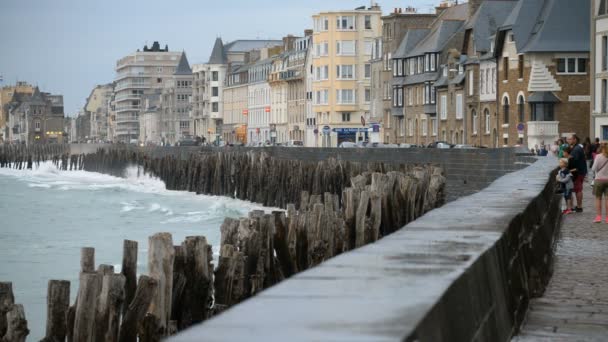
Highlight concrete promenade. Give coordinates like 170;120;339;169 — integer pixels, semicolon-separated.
515;185;608;341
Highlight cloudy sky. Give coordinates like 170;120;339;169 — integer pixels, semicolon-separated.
0;0;437;115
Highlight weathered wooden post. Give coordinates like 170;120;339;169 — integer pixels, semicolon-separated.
178;236;213;329
118;275;158;342
121;240;138;316
3;304;29;342
73;272;101;342
0;282;15;337
147;233;174;334
95;274;125;342
81;247;95;273
45;280;70;341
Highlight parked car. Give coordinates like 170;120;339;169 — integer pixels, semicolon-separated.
452;144;478;149
339;141;357;148
428;141;452;149
177;136;199;146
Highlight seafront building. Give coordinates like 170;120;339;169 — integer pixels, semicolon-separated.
84;83;114;142
311;5;382;147
0;82;34;143
592;0;608;139
114;41;182;143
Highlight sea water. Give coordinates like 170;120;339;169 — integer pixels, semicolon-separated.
0;162;267;340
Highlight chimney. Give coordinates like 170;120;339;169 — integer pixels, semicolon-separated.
468;0;482;19
304;29;313;37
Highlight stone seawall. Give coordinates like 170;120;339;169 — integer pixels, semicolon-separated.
69;145;535;202
170;157;560;342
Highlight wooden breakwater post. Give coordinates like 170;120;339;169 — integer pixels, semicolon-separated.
0;282;29;342
0;144;70;170
45;280;70;341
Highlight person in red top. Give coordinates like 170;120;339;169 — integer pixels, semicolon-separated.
592;142;608;223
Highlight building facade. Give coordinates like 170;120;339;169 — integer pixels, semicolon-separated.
114;41;182;143
223;65;249;144
0;82;34;143
496;0;590;148
6;87;65;144
311;5;382;147
592;0;608;139
248;58;274;144
84;83;114;142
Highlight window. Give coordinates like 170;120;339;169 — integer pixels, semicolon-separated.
315;42;329;57
180;121;190;129
341;112;351;122
393;87;403;107
472;110;478;135
336;41;356;56
407;119;413;136
491;68;496;93
432;118;438;136
430;53;436;71
212;87;219;96
337;65;355;79
364;15;372;30
468;70;474;96
509;33;515;42
503;57;509;80
603;79;607;113
456;94;463;119
503;96;510;124
481;69;485;95
212;71;219;81
336;89;355;104
365;88;371;103
556;57;587;74
518;55;524;79
364;64;371;78
156;67;163;73
440;95;447;120
422;119;428;136
314;16;329;31
314;90;329;104
35;121;40;130
604;36;608;71
337;16;356;30
530;103;555;121
518;95;525;123
485;109;490;134
315;66;329;80
364;41;373;55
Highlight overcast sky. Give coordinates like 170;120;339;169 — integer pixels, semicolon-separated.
0;0;438;116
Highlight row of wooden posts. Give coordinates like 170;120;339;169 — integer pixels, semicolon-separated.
0;144;70;170
1;165;445;341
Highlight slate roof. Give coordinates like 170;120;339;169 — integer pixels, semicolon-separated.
499;0;589;53
393;29;430;59
174;52;192;75
465;0;518;54
208;38;228;64
406;20;465;57
528;91;561;103
224;40;283;53
404;72;439;86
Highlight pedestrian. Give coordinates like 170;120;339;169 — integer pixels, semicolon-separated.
551;140;560;156
568;134;588;212
558;138;569;158
584;137;593;169
592;142;608;223
557;158;575;215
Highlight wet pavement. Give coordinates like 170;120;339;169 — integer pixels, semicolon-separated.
515;184;608;341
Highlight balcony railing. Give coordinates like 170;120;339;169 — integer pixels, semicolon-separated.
115;105;141;112
114;93;142;102
114;82;151;92
527;121;559;137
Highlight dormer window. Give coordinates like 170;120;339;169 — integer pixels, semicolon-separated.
458;64;464;75
443;66;448;77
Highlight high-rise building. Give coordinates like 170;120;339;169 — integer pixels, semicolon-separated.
114;41;182;143
311;5;382;147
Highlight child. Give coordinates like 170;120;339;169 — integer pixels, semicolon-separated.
556;158;574;215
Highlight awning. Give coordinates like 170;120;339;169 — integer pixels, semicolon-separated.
528;91;561;103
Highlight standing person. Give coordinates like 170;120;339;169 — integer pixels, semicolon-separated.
584;137;593;169
557;158;575;215
559;138;569;158
592;142;608;223
551;140;560;156
568;134;588;212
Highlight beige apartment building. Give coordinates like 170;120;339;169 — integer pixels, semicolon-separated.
311;5;382;147
84;83;113;142
0;82;34;142
114;41;182;142
223;65;249;143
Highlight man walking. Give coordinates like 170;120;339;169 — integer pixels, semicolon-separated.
568;134;588;212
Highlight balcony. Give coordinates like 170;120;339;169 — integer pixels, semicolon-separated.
115;105;141;113
114;71;146;81
114;82;151;92
527;121;559;148
114;93;142;102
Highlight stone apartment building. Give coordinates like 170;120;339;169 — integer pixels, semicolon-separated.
193;39;283;144
114;41;182;142
496;0;590;148
223;65;249;144
6;87;65;144
248;55;276;144
0;82;34;142
371;7;436;144
311;5;382;147
156;52;193;145
393;3;468;146
434;0;517;147
592;0;608;139
269;34;311;144
84;83;113;142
